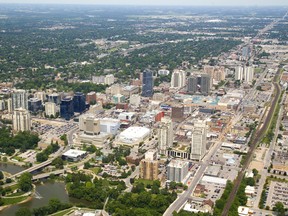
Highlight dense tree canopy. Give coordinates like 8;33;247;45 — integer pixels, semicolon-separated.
0;127;40;155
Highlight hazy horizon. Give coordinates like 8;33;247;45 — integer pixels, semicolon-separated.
0;0;287;6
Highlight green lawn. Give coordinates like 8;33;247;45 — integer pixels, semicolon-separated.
11;156;24;162
254;68;262;73
2;196;28;205
135;179;154;186
90;167;101;174
6;191;25;197
50;208;74;216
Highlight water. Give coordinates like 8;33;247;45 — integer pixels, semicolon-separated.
0;163;91;216
0;182;71;216
0;163;25;175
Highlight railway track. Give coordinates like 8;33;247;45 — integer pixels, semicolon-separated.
221;71;281;216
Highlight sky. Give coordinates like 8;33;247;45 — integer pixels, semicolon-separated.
0;0;287;6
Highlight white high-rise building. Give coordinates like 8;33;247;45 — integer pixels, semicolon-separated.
190;121;207;161
45;102;57;117
244;67;254;83
12;89;29;110
79;114;100;135
104;74;115;85
167;160;189;183
158;117;173;155
12;108;31;131
7;98;13;113
235;66;244;81
0;100;5;111
92;75;105;84
34;91;46;102
129;94;141;107
171;70;186;88
100;118;121;135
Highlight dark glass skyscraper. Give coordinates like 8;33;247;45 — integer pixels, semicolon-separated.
60;96;74;120
28;98;42;113
200;74;211;95
141;69;154;97
73;92;86;113
187;76;198;94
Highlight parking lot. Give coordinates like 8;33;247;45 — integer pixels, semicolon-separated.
266;181;288;208
32;119;78;143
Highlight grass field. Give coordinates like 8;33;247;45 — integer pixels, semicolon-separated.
135;179;154;186
2;196;28;205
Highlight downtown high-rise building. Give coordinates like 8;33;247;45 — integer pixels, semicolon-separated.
235;66;244;81
167;159;189;183
244;66;254;84
12;108;31;131
0;100;5;111
171;69;186;89
187;76;198;94
45;102;57;117
12;89;29;110
73;92;86;113
139;159;159;181
199;74;211;95
158;117;173;155
190;121;207;161
141;69;154;97
79;114;100;135
60;96;74;120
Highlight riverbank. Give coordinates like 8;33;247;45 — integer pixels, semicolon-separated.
0;195;32;212
0;183;36;212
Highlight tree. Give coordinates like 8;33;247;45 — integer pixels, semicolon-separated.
16;208;32;216
48;198;62;213
84;162;91;169
252;169;259;176
18;172;33;192
273;202;285;216
0;171;3;180
52;157;64;169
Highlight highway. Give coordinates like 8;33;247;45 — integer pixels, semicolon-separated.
221;70;281;216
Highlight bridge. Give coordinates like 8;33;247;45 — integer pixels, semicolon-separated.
32;169;65;181
11;145;72;179
11;159;54;178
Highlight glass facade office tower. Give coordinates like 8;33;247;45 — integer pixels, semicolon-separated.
60;96;74;120
141;69;154;97
73;92;86;113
